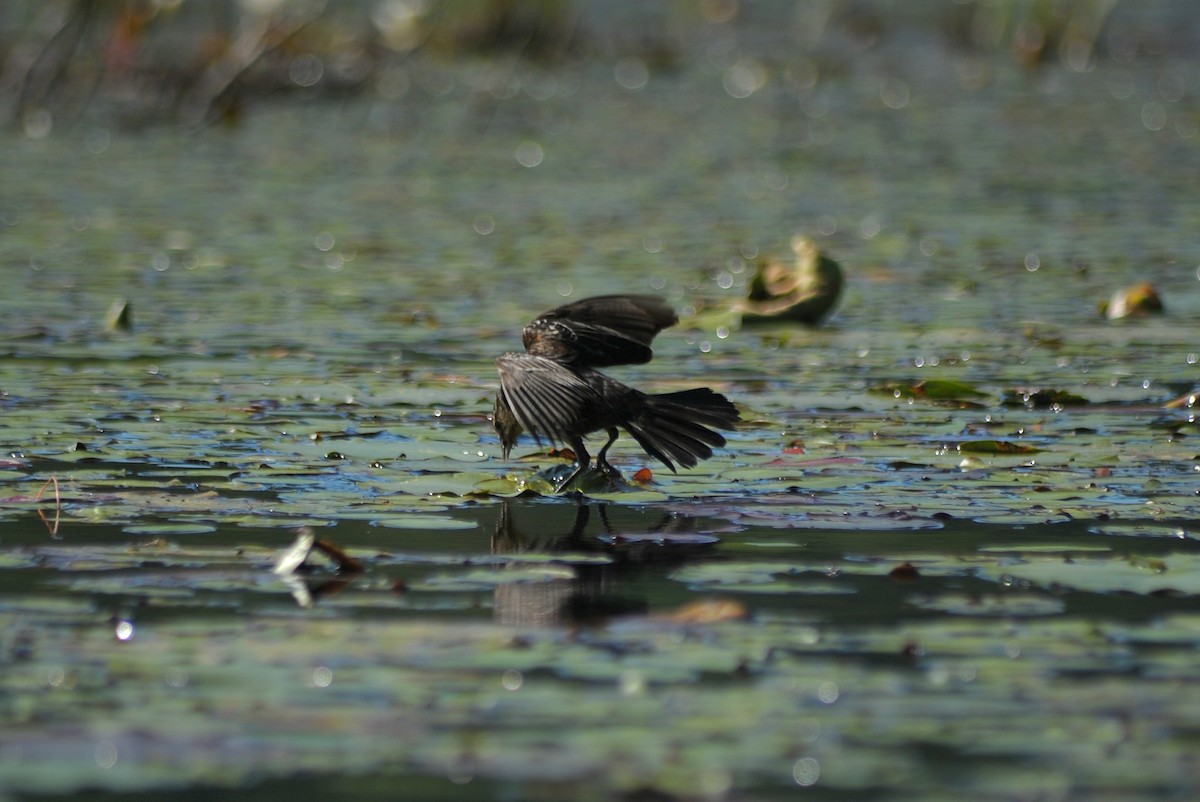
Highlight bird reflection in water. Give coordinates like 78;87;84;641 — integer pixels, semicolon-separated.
490;500;714;627
272;503;716;621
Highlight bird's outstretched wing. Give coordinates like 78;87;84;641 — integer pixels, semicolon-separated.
521;294;678;367
495;353;597;446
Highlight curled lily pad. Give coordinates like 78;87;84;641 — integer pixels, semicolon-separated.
739;236;844;326
1101;282;1164;319
105;299;133;332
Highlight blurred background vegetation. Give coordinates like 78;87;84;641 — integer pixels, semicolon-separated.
1;0;1185;133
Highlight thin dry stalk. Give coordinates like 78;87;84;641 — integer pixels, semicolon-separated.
34;475;62;538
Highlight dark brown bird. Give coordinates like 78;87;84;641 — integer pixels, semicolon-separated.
493;294;740;490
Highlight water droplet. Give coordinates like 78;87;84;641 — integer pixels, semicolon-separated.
501;669;523;691
95;740;118;769
312;666;333;687
114;620;135;641
515;141;544;168
792;756;820;786
473;214;495;235
614;57;648;90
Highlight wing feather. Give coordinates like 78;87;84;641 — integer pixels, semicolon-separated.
522;295;678;367
496;353;596;446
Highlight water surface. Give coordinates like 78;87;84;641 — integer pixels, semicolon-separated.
2;4;1200;800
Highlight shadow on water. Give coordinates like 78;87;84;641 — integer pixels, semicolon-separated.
489;500;718;625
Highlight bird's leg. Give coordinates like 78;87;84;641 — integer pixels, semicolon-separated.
595;427;622;478
557;437;591;492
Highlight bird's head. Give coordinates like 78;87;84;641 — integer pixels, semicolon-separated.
492;393;522;459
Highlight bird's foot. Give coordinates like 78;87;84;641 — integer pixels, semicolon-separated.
595;458;623;483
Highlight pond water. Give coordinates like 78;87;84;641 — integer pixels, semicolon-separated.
2;3;1200;800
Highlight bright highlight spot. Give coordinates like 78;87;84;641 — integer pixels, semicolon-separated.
515;141;544;167
614;57;649;90
473;214;495;235
723;60;767;98
95;740;119;769
792;756;820;786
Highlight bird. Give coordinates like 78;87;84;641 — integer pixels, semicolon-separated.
493;294;740;490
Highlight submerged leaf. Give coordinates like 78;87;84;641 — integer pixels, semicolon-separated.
872;379;991;404
957;440;1042;455
1001;388;1090;408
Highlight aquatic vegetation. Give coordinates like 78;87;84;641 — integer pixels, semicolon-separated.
2;2;1199;799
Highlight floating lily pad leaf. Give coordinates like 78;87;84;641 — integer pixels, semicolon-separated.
872;379;991;404
0;595;99;615
1106;613;1200;646
978;544;1113;554
672;561;833;589
979;553;1200;595
731;506;945;531
27;542;269;572
122;522;218;536
595;532;720;546
726;578;856;594
361;514;477;530
471;476;528;496
907;593;1066;616
718;465;847;483
380;471;498;497
583;489;671;503
1088;524;1193;540
372;383;492;409
957;440;1042;455
413;565;577;591
505;552;613;566
228;516;335;529
58;573;251;597
292;436;487;463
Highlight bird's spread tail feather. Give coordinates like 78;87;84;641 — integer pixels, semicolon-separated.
623;388;739;472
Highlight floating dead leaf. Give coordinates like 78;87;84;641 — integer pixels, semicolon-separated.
313;538;365;573
272;529;364;608
273;529;364;576
105;299;133;331
655;598;748;624
1164;391;1198;410
273;529;316;575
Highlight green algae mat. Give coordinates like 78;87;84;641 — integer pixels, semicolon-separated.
3;4;1200;801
